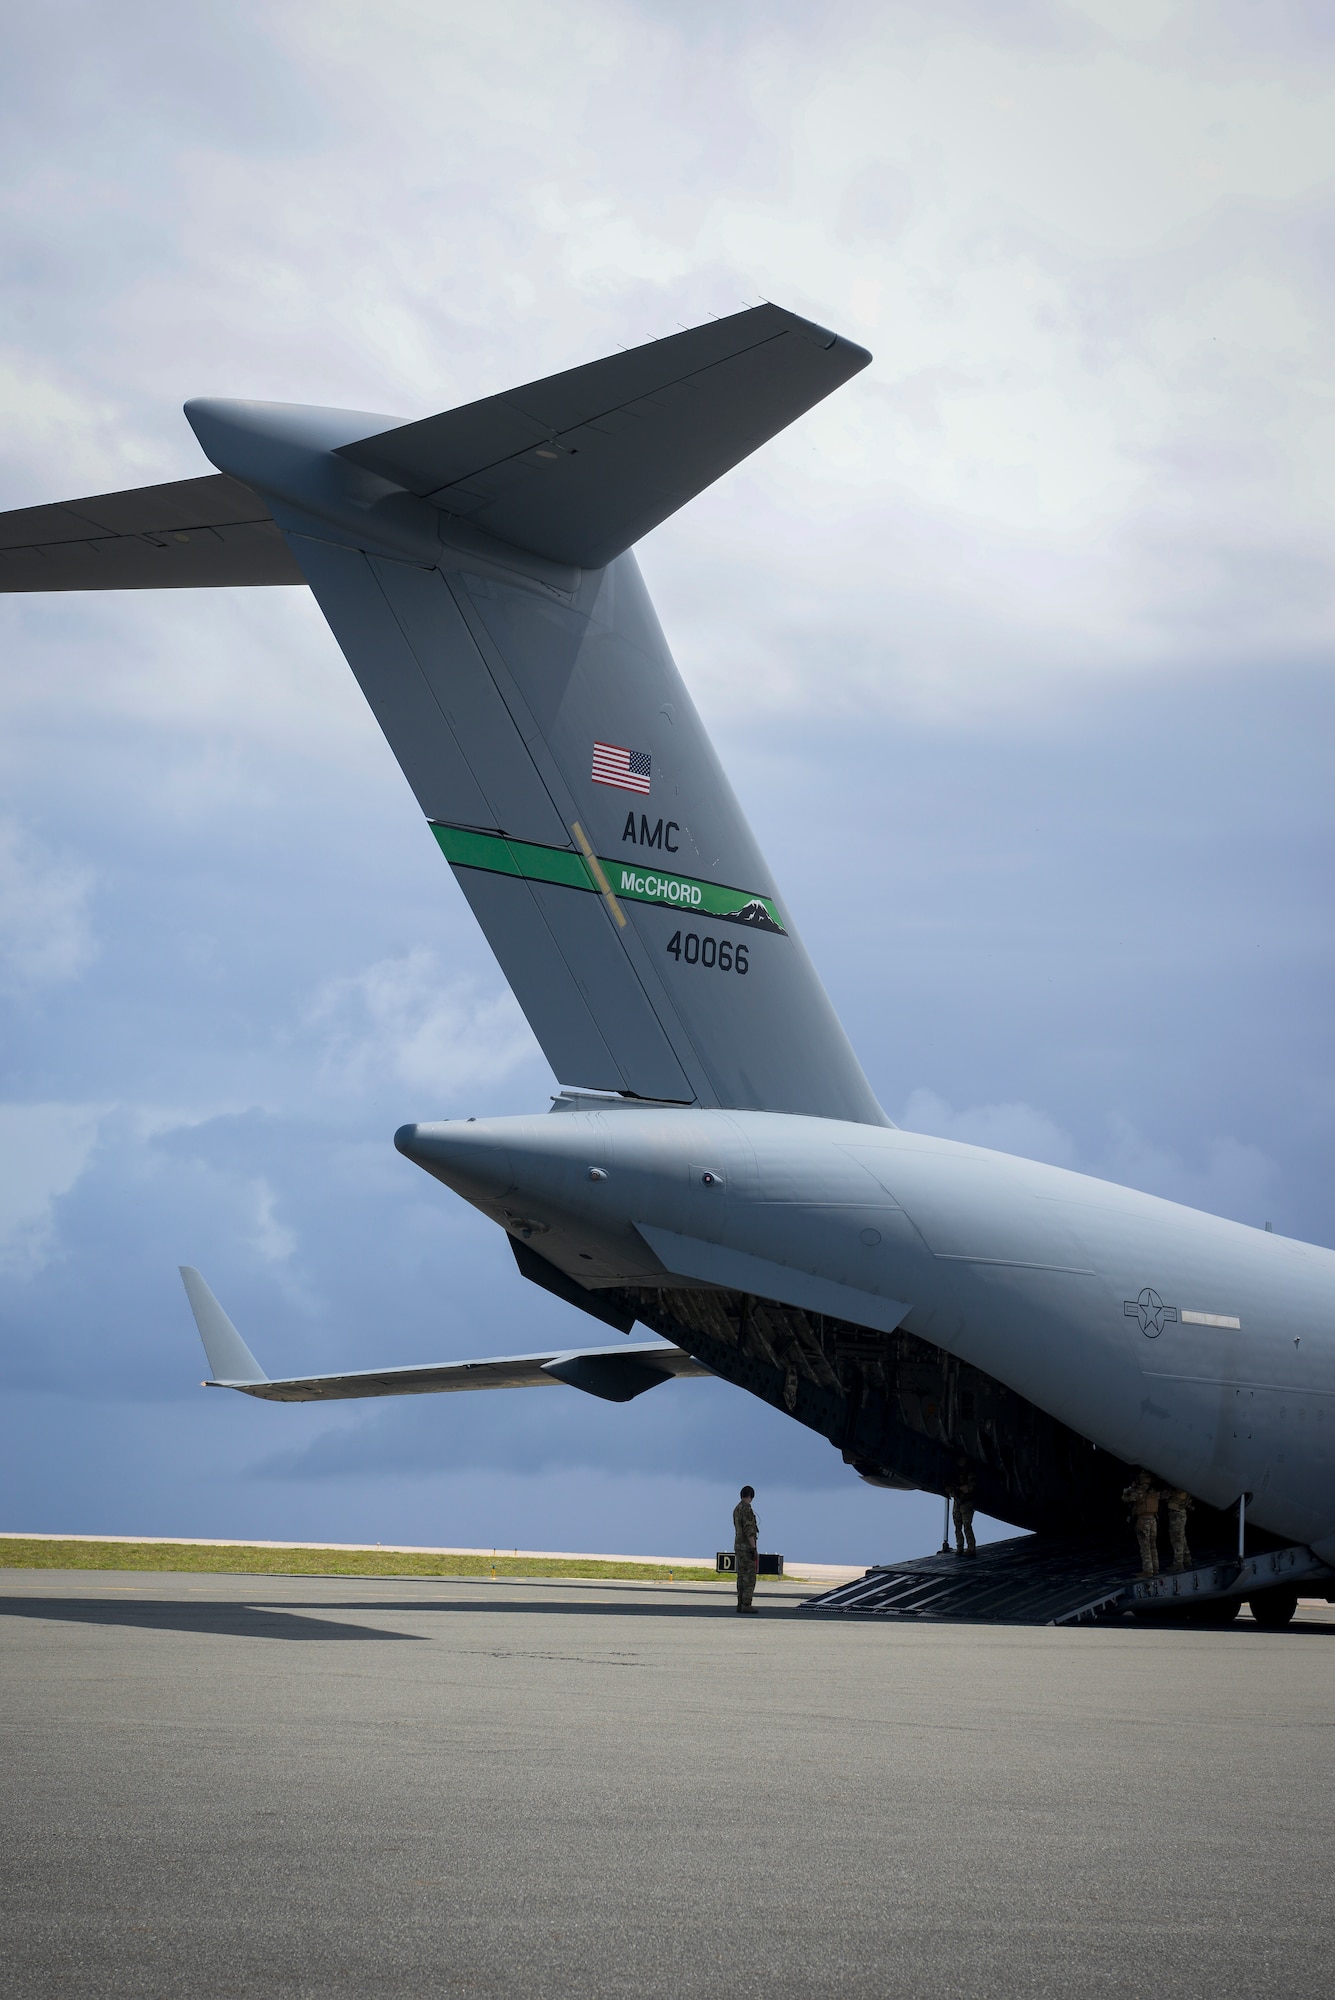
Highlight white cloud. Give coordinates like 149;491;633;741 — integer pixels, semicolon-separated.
247;1176;296;1267
1099;1116;1277;1224
6;1;1335;736
0;350;135;497
0;820;94;994
899;1087;1278;1226
1065;0;1183;43
307;950;542;1106
900;1088;1079;1168
0;589;386;796
0;1102;103;1276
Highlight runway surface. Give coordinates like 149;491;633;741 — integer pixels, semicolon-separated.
2;1567;1333;1998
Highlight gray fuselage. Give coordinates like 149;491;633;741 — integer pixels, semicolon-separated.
398;1107;1335;1557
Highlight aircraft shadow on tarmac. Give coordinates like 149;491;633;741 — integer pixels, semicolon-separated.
4;1591;1327;1636
310;1595;1335;1631
0;1584;776;1641
0;1596;426;1641
246;1589;1335;1635
262;1593;796;1622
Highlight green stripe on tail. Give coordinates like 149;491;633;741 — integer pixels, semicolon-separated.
431;824;786;935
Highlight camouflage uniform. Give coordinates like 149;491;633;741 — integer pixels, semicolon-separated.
951;1468;977;1555
733;1496;759;1613
1165;1489;1194;1572
1121;1472;1161;1577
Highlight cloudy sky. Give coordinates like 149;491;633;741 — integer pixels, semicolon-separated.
2;0;1333;1565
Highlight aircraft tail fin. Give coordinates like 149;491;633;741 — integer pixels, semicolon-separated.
179;1267;268;1385
6;306;887;1125
195;308;884;1122
280;530;886;1119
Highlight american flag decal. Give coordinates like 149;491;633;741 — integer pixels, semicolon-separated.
591;741;652;795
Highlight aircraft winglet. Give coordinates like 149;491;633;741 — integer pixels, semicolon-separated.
179;1267;269;1385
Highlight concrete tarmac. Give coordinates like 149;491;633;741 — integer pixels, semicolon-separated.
2;1567;1333;1999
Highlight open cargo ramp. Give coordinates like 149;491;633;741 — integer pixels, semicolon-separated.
799;1534;1331;1626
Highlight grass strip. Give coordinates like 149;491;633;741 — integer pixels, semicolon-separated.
0;1538;721;1583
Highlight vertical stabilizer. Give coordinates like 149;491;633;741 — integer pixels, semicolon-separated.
180;306;887;1122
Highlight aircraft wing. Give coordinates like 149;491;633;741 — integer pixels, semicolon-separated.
180;1266;710;1405
0;472;303;590
207;1345;711;1405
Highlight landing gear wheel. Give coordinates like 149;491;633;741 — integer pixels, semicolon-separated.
1189;1596;1240;1626
1248;1587;1298;1628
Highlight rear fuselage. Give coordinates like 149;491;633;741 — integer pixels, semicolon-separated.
397;1107;1335;1555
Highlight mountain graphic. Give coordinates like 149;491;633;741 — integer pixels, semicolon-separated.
719;898;786;934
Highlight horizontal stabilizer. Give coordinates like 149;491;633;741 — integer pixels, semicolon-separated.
337;303;871;568
0;473;303;591
180;1266;269;1384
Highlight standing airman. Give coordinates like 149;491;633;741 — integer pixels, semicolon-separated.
950;1458;977;1557
1121;1469;1162;1577
733;1485;759;1614
1165;1488;1194;1573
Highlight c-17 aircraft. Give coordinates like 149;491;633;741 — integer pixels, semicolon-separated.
5;305;1332;1622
